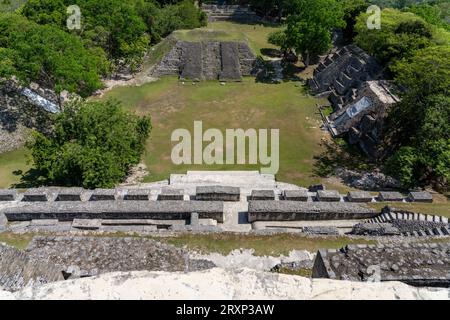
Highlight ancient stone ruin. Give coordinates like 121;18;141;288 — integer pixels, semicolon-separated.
201;4;260;22
309;45;400;157
152;40;257;81
0;172;439;236
312;243;450;288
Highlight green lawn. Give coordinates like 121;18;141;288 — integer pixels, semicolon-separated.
99;77;329;186
0;147;31;188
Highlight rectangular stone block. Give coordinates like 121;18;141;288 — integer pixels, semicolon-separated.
347;191;373;203
30;219;58;226
89;189;116;201
282;190;309;201
56;188;83;201
248;201;377;222
3;201;224;223
408;191;433;203
72;219;101;230
196;186;240;202
378;191;404;202
22;189;48;202
317;190;341;202
250;190;275;201
157;188;184;201
190;212;199;226
124;189;151;201
0;189;17;201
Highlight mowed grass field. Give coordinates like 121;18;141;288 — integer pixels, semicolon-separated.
99;77;329;186
0;148;31;188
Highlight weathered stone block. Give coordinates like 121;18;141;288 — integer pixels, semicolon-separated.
124;189;151;201
56;188;83;201
72;219;102;230
347;191;373;203
378;191;404;202
157;188;184;201
317;190;341;202
250;190;275;201
408;191;433;203
90;189;116;201
196;186;240;202
282;190;309;201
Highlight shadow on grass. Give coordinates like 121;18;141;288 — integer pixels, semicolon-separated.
313;138;377;178
12;168;49;188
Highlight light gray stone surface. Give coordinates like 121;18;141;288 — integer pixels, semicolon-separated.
347;191;373;203
283;190;309;201
11;268;450;300
378;191;404;202
248;201;376;222
317;190;341;202
408;191;433;203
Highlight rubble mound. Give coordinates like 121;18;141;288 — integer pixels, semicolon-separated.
0;243;63;292
0;80;54;153
313;243;450;287
26;236;214;279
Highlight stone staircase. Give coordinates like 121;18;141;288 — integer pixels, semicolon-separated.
202;5;259;22
366;210;450;237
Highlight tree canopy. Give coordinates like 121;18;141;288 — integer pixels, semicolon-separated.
28;99;151;188
385;45;450;189
0;13;109;97
278;0;345;64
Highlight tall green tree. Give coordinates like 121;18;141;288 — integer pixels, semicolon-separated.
385;46;450;189
28;99;151;188
283;0;345;65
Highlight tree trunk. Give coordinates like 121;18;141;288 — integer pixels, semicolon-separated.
304;51;310;67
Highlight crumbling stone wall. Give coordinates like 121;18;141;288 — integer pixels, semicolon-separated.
312;243;450;287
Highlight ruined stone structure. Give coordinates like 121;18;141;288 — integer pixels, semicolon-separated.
152;41;257;81
0;79;55;153
312;243;450;287
202;4;259;22
0;243;64;292
248;201;377;222
26;236;213;278
309;45;400;157
0;172;438;235
358;206;450;237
